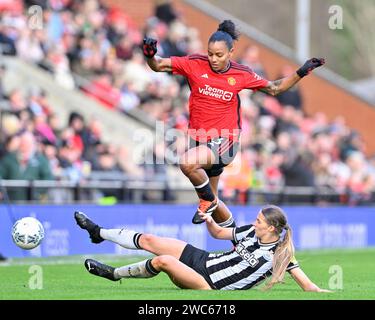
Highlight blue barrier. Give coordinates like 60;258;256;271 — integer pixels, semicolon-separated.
1;204;374;258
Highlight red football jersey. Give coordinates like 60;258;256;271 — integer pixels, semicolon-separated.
171;54;269;142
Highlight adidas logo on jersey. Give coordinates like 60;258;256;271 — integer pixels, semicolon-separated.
201;74;209;78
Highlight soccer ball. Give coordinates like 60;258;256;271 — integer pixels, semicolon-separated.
12;217;44;250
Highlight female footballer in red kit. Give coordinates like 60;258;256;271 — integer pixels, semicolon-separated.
143;20;325;227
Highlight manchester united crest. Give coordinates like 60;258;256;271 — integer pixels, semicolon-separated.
227;77;236;86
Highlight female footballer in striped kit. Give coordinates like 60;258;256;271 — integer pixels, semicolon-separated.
142;20;325;228
75;205;330;292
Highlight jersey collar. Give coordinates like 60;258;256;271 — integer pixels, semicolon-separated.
258;238;280;247
210;61;231;74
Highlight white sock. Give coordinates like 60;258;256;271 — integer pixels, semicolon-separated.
114;259;159;279
217;214;235;228
99;228;142;249
194;179;209;189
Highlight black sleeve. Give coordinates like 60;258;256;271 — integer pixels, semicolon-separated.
286;256;299;272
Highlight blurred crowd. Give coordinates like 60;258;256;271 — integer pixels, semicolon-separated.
0;0;374;205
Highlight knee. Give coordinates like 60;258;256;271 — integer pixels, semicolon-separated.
179;161;198;176
151;255;175;271
139;233;156;249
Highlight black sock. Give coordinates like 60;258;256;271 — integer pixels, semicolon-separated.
194;179;215;201
133;233;142;249
146;259;160;276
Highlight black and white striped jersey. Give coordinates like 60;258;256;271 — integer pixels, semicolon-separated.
205;224;299;290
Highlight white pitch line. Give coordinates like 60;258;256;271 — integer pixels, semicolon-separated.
0;255;148;267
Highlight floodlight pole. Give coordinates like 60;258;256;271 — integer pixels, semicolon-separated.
296;0;311;63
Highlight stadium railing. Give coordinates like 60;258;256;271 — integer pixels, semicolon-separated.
1;178;373;205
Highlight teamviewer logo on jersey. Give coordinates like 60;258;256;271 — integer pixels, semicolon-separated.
198;84;233;101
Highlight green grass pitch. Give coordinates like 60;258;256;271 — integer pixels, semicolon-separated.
1;248;375;300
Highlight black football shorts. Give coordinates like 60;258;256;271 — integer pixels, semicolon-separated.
188;137;240;177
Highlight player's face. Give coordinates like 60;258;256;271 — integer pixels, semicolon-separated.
207;41;233;72
254;212;274;239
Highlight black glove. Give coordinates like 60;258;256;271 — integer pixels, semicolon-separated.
143;37;157;59
296;58;325;77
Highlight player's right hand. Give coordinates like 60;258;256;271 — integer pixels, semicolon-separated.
143;37;158;59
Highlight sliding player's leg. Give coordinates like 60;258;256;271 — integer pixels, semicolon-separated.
75;211;187;257
84;255;212;290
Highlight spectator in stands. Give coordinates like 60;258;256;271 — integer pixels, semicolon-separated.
7;89;28;116
253;115;277;154
118;81;141;112
43;141;63;179
57;131;85;183
339;130;365;162
47;112;63;141
344;151;375;205
146;19;169;58
115;34;135;61
0;131;19;158
273;105;301;137
39;44;75;90
33;111;57;146
92;148;121;172
34;89;53;116
220;149;254;204
82;72;121;108
123;50;153;94
0;64;7;99
154;0;178;25
158;20;189;58
80;117;102;161
276;131;315;187
116;145;144;179
67;111;85;153
264;148;285;189
311;152;335;189
142;140;176;201
15;29;44;63
0;131;53;201
0;23;17;56
238;45;266;78
0;113;20;158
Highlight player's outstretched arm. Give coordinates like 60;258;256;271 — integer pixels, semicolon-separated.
261;58;325;96
289;267;332;292
143;37;172;72
198;212;234;240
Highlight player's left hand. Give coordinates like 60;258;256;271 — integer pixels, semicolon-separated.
296;58;325;77
198;212;213;224
143;37;158;59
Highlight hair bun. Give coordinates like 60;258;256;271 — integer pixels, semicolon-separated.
217;20;240;41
